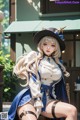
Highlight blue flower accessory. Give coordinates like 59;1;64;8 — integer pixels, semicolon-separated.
48;27;66;41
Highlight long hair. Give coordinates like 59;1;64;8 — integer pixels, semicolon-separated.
13;36;70;86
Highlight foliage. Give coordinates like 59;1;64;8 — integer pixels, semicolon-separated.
0;0;10;54
0;50;18;102
0;0;17;101
0;0;9;29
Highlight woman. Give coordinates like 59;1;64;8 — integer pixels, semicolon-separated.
8;28;77;120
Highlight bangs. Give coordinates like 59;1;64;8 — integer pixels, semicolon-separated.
40;36;56;44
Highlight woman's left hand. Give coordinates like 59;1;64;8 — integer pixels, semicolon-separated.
64;71;70;77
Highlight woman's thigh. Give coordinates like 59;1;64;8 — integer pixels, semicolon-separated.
17;103;37;120
41;101;76;118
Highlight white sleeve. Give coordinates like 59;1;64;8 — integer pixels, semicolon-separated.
29;73;42;98
29;73;43;118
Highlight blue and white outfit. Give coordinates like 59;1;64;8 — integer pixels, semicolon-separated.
8;56;68;120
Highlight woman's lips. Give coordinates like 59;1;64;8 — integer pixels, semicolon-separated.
46;50;50;52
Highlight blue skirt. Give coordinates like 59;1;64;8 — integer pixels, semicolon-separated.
8;78;68;120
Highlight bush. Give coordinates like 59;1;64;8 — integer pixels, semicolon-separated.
0;50;18;101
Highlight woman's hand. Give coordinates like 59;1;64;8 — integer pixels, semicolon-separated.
64;71;70;77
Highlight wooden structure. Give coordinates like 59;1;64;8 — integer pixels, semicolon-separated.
66;67;80;112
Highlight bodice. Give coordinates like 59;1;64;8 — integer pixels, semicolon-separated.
38;56;62;85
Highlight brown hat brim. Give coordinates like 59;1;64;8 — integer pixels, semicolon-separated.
33;30;65;51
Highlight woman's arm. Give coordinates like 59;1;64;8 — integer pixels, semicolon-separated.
29;73;42;98
29;72;43;117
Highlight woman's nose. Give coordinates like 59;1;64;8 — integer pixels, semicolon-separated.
47;46;50;49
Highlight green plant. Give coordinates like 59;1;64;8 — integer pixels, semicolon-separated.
0;50;18;101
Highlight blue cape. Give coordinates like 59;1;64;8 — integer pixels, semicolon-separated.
8;78;68;120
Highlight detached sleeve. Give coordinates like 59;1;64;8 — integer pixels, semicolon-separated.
29;73;42;98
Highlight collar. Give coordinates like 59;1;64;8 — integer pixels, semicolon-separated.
43;55;55;61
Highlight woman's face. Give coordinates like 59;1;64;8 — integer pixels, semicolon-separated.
41;39;56;56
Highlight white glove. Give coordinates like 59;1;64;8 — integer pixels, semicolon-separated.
64;71;70;77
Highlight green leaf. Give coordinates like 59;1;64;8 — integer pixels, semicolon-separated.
4;88;10;92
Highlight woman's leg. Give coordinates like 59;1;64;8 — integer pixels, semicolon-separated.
17;103;37;120
41;101;77;120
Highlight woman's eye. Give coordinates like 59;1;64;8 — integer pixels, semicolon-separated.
43;43;47;46
51;44;55;47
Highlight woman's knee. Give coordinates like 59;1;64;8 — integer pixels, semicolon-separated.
67;105;77;117
53;101;77;118
17;103;37;119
